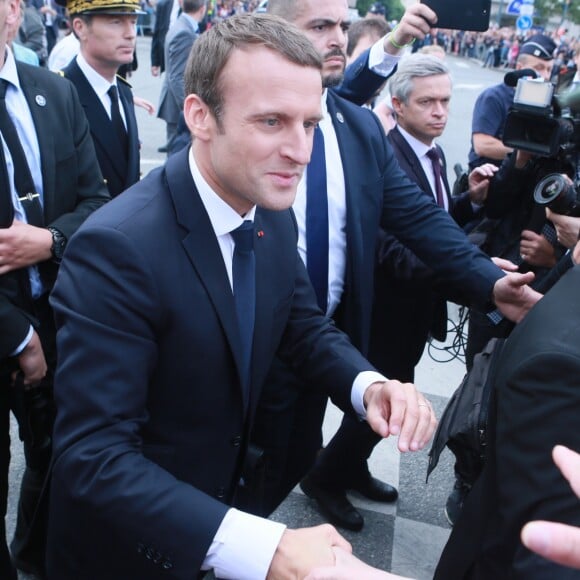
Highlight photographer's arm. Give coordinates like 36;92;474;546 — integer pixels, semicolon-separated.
472;133;513;163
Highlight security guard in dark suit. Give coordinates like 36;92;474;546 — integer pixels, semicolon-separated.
62;0;142;197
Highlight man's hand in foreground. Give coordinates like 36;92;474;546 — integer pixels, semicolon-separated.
364;381;437;453
492;271;542;323
267;525;351;580
305;547;413;580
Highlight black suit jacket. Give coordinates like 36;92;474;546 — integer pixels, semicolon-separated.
368;126;481;378
436;266;580;580
46;147;376;578
0;61;109;360
63;58;140;198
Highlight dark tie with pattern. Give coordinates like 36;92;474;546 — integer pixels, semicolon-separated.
0;79;43;227
426;147;446;209
231;220;256;403
108;85;128;158
306;125;328;312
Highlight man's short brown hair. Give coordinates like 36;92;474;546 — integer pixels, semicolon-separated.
185;13;322;123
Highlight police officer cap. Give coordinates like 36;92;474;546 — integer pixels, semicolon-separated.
57;0;145;16
519;34;556;61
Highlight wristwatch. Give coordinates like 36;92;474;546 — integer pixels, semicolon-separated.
47;227;67;263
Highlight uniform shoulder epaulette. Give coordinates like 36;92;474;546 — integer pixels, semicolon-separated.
116;74;132;88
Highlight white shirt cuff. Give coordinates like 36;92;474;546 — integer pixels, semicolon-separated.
202;508;286;579
351;370;389;418
368;37;401;77
10;325;33;357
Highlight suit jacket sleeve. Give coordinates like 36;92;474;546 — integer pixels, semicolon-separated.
0;290;34;358
167;27;194;110
151;0;170;70
368;112;503;306
334;49;389;107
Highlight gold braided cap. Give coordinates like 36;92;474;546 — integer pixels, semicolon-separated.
67;0;145;15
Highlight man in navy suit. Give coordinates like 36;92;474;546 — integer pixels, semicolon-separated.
46;14;437;579
253;0;540;531
63;0;142;198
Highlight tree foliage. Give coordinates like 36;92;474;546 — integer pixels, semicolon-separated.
528;0;580;26
356;0;405;21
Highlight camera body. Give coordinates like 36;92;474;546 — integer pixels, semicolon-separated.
502;74;580;217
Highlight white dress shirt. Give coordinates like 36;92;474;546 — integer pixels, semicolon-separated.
189;150;386;578
396;125;449;211
76;52;128;128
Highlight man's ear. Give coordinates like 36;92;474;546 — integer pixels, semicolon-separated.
391;95;404;116
72;17;87;41
183;94;215;141
6;0;21;29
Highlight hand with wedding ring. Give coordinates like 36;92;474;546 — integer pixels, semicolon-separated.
363;380;437;453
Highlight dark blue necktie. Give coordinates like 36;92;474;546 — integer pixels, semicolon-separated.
231;220;255;399
306;126;328;312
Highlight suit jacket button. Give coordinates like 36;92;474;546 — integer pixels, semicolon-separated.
216;486;226;499
145;547;154;560
137;543;145;554
162;560;173;570
231;435;241;447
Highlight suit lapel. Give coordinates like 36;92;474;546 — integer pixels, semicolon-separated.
437;144;453;203
17;63;56;220
64;59;128;182
390;126;435;199
164;150;250;411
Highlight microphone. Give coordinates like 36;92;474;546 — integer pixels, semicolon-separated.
504;68;539;87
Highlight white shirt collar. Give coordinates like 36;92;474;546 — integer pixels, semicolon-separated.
397;124;435;159
76;52;118;100
0;47;22;90
188;148;256;237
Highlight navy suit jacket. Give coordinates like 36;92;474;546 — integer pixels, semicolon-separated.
323;92;500;355
0;61;109;360
46;148;375;578
63;58;140;198
368;126;481;377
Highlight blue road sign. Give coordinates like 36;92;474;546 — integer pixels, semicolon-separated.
516;14;533;30
507;0;523;14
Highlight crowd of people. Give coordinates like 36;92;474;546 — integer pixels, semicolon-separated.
0;0;580;578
